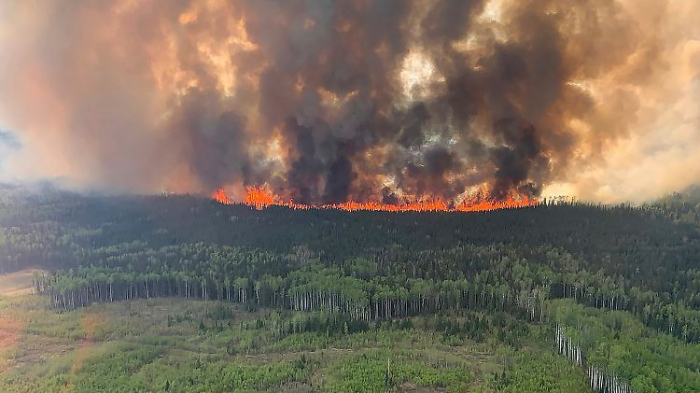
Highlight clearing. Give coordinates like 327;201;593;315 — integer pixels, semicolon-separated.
0;270;41;298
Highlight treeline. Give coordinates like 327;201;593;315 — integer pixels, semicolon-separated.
2;185;700;294
36;260;551;323
652;186;700;225
30;240;700;343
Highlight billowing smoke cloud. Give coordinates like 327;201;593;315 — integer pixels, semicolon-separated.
0;0;698;203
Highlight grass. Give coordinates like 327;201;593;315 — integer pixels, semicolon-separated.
0;270;40;298
0;294;591;392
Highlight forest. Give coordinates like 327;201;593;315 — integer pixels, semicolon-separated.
1;183;700;392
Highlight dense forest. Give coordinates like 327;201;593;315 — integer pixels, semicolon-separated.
1;184;700;392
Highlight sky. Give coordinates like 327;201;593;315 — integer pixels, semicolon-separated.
0;0;699;204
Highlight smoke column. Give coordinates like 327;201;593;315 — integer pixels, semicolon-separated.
0;0;698;204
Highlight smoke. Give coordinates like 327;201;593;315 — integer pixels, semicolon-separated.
0;0;698;203
0;130;21;180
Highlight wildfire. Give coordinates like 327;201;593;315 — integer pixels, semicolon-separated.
212;186;538;213
212;188;233;204
243;186;276;210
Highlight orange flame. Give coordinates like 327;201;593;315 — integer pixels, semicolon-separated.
455;195;537;212
212;188;233;204
212;186;538;213
243;186;276;210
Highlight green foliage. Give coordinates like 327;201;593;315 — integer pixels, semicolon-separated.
550;300;700;392
160;359;310;393
324;351;471;393
72;343;163;392
493;351;590;393
2;185;700;392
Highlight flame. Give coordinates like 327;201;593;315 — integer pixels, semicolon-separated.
454;195;536;212
212;186;538;212
243;186;276;210
212;188;233;204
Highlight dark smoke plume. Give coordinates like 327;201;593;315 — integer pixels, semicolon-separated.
0;0;698;203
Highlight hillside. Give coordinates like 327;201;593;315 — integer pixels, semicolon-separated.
0;185;699;392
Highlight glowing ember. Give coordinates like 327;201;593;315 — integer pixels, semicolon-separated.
212;187;538;213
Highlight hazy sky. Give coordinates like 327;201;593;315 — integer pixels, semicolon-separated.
0;0;698;203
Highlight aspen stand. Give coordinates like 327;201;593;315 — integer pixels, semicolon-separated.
555;323;634;393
